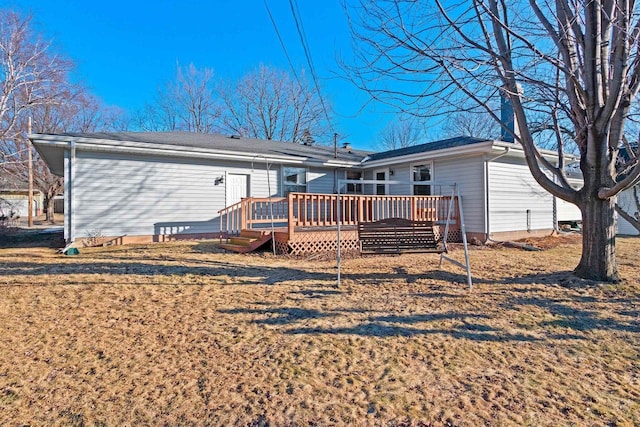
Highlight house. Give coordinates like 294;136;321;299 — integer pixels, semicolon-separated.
30;130;591;252
30;132;365;247
0;175;44;223
0;189;44;224
617;185;640;235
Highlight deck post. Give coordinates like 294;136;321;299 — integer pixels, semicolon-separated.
288;193;295;239
241;199;248;231
411;197;417;220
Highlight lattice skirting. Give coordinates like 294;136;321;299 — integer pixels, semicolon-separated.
274;226;461;256
274;230;358;255
434;225;462;243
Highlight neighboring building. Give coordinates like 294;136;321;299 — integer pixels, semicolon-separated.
0;188;44;220
31;131;589;248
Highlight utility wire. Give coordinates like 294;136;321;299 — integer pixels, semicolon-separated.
287;0;334;131
262;0;304;91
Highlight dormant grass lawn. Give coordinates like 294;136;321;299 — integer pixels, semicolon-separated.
0;234;639;426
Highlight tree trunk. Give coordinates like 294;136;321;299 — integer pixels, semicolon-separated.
574;196;620;282
45;193;55;223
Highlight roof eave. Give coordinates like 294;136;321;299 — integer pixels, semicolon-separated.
29;134;364;168
492;140;581;163
361;140;497;168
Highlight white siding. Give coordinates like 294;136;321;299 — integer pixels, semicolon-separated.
361;155;486;233
617;187;640;235
388;165;412;195
488;158;554;233
432;156;486;234
557;198;582;222
71;151;277;238
556;178;582;222
307;167;336;194
248;164;280;197
64;150;71;240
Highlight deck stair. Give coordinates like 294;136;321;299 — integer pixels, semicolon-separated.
220;229;272;253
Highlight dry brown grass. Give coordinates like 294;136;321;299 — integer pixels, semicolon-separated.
1;235;639;426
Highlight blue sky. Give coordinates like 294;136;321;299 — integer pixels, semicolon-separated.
6;0;396;150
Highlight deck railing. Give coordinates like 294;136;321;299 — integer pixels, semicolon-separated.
219;192;458;238
219;197;288;237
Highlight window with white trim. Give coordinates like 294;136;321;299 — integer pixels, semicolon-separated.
346;170;363;194
412;163;432;195
375;170;387;195
283;167;307;195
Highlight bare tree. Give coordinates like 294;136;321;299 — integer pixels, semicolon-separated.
377;115;426;150
441;111;500;140
0;10;72;138
0;10;75;222
219;64;329;143
7;89;122;222
346;0;640;282
135;63;219;133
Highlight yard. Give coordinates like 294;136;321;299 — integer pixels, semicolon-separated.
0;234;639;426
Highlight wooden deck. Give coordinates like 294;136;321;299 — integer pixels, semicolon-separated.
219;193;461;255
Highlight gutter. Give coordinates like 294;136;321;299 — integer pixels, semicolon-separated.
361;141;496;169
29;134;363;168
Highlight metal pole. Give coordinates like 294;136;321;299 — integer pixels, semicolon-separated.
456;184;473;289
27;117;33;227
252;155;276;255
266;159;276;256
336;183;342;288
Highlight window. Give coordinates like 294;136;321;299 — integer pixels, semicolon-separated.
412;163;432;195
346;170;363;194
283;167;307;195
375;170;387;195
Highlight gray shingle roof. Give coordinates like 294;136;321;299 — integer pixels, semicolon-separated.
52;132;371;163
366;136;492;162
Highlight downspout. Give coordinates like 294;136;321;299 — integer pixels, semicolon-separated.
552;189;559;233
484;147;510;241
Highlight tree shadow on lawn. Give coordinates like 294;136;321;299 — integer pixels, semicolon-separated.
343;269;600;288
286;323;540;341
344;270;493;286
362;268;633;289
0;259;336;286
219;307;335;325
291;288;343;299
497;270;610;288
0;229;64;249
221;304;540;341
504;296;640;334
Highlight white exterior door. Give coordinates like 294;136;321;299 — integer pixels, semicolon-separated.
227;174;249;206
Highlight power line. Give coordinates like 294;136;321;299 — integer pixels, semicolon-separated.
262;0;304;90
287;0;334;132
